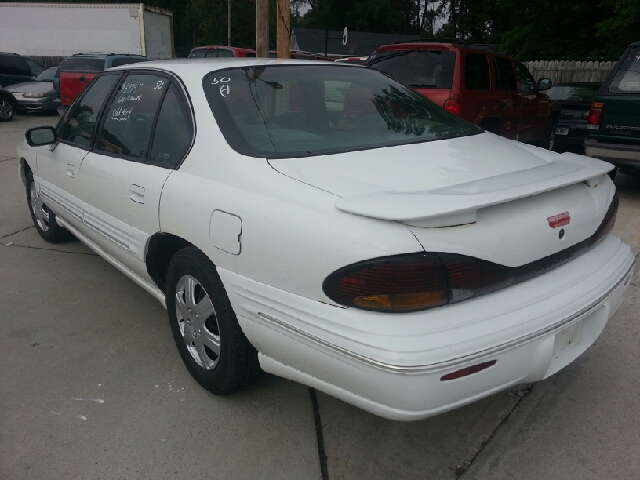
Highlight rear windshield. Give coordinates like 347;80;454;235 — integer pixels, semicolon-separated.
366;50;455;89
546;84;600;101
203;64;479;159
609;47;640;94
56;58;104;77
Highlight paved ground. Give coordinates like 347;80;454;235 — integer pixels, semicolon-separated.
1;113;638;480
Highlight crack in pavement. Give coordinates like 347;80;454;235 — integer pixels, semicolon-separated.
1;225;35;238
1;242;98;256
455;385;534;479
0;157;17;163
309;388;329;480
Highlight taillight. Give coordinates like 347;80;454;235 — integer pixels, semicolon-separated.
322;253;513;313
443;98;461;117
323;195;618;313
587;102;604;125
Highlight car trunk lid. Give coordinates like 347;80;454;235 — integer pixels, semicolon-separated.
269;133;615;266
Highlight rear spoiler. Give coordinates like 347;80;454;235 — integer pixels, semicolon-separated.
335;153;614;228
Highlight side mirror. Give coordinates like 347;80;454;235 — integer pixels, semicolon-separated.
26;126;57;147
537;78;552;91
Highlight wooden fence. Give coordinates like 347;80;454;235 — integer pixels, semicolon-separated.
525;60;615;83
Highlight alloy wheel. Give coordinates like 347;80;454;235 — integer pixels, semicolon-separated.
175;275;221;370
30;182;50;232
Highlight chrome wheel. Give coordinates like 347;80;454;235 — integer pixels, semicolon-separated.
175;275;220;370
30;181;50;232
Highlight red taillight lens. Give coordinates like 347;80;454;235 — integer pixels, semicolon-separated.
443;98;461;117
322;253;513;312
587;102;604;125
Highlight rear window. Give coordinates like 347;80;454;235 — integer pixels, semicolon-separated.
110;57;148;68
609;47;640;94
203;65;480;159
189;50;206;58
366;50;455;89
56;58;105;77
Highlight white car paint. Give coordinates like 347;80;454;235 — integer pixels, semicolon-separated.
17;59;635;420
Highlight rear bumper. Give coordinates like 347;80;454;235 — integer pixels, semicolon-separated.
222;235;634;420
585;138;640;167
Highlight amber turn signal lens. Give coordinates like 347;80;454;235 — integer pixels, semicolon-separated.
353;291;447;311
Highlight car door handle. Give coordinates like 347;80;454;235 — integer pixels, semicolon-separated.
79;75;86;82
129;184;145;204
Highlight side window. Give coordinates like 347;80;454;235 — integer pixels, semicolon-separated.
95;74;167;160
0;55;31;76
494;57;517;92
205;51;219;58
609;47;640;93
189;50;206;59
149;83;194;168
464;53;490;90
515;62;536;93
217;49;234;58
58;74;119;149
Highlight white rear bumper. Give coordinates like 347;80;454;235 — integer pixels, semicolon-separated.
221;235;634;420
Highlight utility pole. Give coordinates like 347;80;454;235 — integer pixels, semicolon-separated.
256;0;269;57
277;0;290;58
227;0;231;46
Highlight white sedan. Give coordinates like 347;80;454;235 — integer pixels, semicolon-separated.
18;59;634;421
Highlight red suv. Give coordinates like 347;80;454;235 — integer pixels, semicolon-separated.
366;41;560;149
55;53;148;110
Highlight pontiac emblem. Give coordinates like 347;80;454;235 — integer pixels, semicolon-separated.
547;212;570;228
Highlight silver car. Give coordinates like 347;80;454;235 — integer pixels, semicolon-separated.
5;66;60;113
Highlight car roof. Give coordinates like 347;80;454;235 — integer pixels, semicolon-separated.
112;58;335;76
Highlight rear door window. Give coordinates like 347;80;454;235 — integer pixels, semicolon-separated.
494;57;517;92
149;83;194;168
58;74;120;149
464;53;490;90
367;50;455;89
609;47;640;93
95;73;168;160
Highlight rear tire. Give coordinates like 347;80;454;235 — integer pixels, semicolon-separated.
165;246;260;394
26;170;73;243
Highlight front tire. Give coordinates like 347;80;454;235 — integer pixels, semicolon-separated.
26;171;72;243
0;97;16;122
165;246;260;394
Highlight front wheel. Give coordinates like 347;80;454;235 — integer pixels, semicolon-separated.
165;246;260;394
0;97;16;122
26;171;72;243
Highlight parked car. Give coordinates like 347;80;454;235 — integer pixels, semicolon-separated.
5;67;61;113
188;46;257;58
545;82;601;150
365;40;560;149
0;52;45;88
335;56;369;65
18;59;633;421
585;41;640;178
54;53;148;110
0;88;18;121
268;50;332;61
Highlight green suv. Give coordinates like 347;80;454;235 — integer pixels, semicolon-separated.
585;41;640;178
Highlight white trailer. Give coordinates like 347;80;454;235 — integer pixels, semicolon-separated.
0;3;174;60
